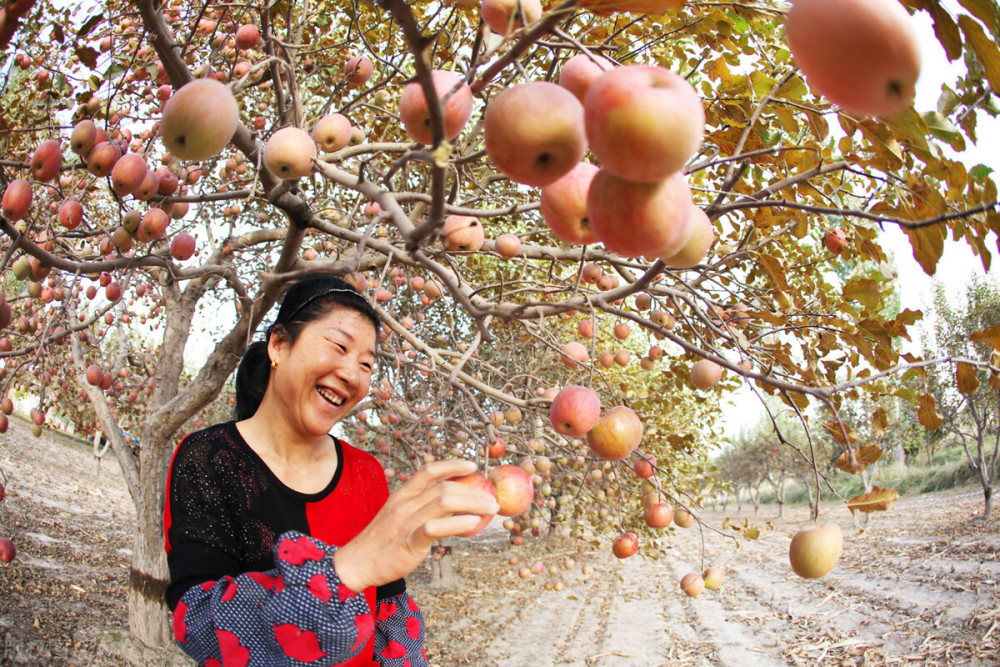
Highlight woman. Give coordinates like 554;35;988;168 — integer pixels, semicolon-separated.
164;274;498;666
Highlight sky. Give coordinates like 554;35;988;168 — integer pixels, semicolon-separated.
722;7;1000;437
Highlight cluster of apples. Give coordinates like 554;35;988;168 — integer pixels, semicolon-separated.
483;56;714;270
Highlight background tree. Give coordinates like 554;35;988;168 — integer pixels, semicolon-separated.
0;0;998;647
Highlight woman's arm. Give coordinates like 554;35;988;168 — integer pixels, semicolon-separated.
173;531;374;666
373;592;427;666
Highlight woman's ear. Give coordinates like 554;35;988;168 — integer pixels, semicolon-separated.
267;325;288;366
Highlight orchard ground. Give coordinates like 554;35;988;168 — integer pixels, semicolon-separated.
0;422;998;666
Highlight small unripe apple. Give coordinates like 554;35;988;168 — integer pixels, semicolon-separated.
702;567;724;590
673;508;695;528
789;523;843;579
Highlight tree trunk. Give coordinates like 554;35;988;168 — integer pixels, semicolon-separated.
984;486;992;520
893;442;905;467
430;538;456;587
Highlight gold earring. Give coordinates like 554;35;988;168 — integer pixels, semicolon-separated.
270;358;278;369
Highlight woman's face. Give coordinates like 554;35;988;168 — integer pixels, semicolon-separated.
267;305;377;439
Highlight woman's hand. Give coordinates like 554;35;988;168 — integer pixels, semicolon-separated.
333;459;500;592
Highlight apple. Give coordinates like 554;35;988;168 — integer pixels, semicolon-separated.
588;169;693;258
86;364;103;386
549;384;601;437
344;55;373;86
586;406;643;461
398;70;473;145
110;152;149;197
484;81;586;188
559;341;589;368
613;323;630;340
673;508;695;528
30;139;61;182
0;398;12;415
450;472;498;537
504;407;522;425
70;119;98;156
235;23;260;50
558;53;615;102
137;208;169;243
577;319;595;338
441;215;485;252
824;228;848;254
263;126;317;179
614;350;630;367
485;437;505;458
481;0;541;35
612;532;638;558
111;226;133;252
134;169;160;202
160;79;240;161
633;453;656;479
539;162;599;245
659;205;715;269
106;282;122;301
644;502;673;528
785;0;920;117
680;573;704;597
690;359;722;390
489;464;534;517
156;167;179;195
789;523;843;579
0;538;15;562
494;233;521;258
2;178;32;221
584;64;704;183
87;141;122;177
171;233;196;260
311;113;352;152
598;351;614;369
702;567;724;590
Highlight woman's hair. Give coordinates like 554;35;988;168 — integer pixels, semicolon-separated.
233;274;380;421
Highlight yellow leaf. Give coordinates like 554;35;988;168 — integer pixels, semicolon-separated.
843;278;883;310
958;15;1000;92
918;394;944;431
821;420;858;445
957;0;1000;41
580;0;684;16
904;224;946;275
834;444;883;474
846;486;899;514
758;254;788;291
970;323;1000;350
957;362;980;395
928;1;964;60
742;526;762;541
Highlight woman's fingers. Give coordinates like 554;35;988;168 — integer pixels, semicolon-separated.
395;459;478;497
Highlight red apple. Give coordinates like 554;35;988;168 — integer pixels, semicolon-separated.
311;113;352;152
481;0;541;35
659;205;715;269
86;364;103;386
586;406;643;461
30;139;62;182
170;233;196;260
690;359;722;390
137;208;169;243
633;453;656;479
441;215;485;252
549;384;601;437
2;178;32;221
86;141;123;177
588;169;693;258
156;167;179;195
484;81;586;188
70;119;98;156
0;538;15;562
540;162;599;245
111;152;148;197
680;573;704;597
824;228;848;254
673;508;695;528
160;79;240;161
344;54;373;86
559;341;589;368
489;464;534;517
450;472;498;537
235;23;260;50
0;398;12;415
612;532;638;558
559;53;615;102
398;70;473;145
584;64;704;183
134;169;160;202
645;501;673;528
263;126;317;179
786;0;920;117
578;319;595;338
494;233;521;258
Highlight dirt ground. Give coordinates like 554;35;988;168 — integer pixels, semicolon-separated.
1;420;999;666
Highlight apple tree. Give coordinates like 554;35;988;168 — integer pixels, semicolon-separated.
1;0;999;647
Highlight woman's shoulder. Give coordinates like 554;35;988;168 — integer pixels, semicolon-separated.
171;421;245;470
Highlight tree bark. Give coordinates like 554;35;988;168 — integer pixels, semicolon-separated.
430;538;456;587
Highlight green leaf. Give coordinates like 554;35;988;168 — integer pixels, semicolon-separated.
959;15;1000;92
970;164;995;181
922;111;966;151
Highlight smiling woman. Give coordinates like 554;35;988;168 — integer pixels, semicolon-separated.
163;274;499;666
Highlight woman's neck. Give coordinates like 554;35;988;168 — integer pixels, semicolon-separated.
238;403;329;466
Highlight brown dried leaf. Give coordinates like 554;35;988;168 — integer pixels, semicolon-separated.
957;362;980;395
971;324;1000;350
821;420;858;445
834;444;883;474
918;394;945;431
579;0;684;16
846;486;900;515
871;407;888;438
